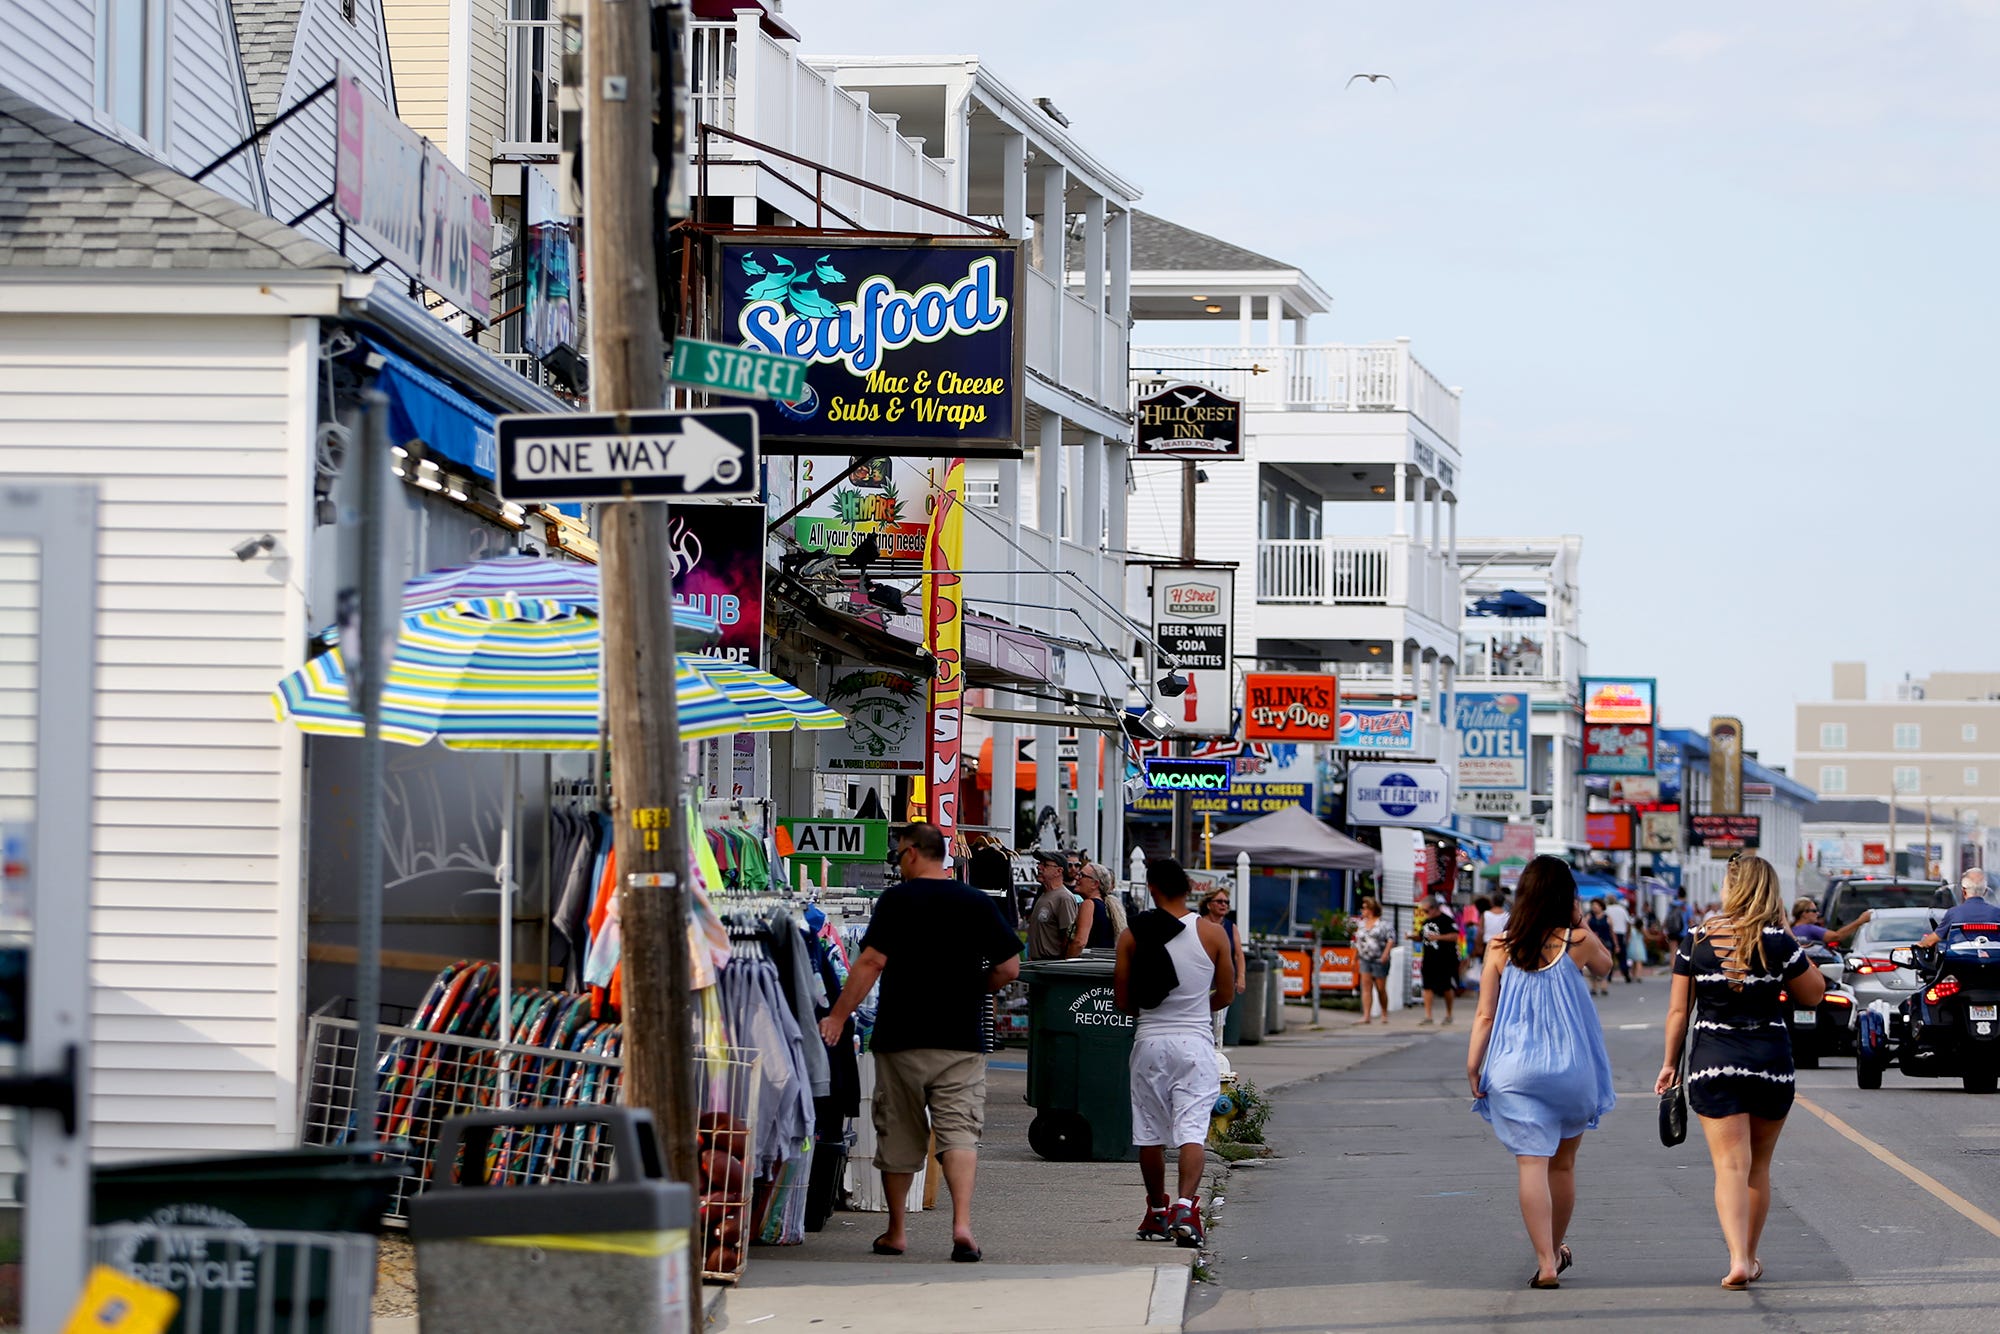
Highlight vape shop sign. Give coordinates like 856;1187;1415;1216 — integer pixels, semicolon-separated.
1152;566;1234;738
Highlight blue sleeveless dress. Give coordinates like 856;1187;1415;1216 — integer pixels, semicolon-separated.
1473;936;1618;1156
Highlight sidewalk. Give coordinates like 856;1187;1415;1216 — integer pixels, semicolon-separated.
370;1001;1382;1334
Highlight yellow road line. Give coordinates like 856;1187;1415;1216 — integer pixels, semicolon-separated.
1795;1095;2000;1240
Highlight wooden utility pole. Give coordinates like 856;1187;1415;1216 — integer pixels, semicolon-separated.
585;0;697;1243
1173;459;1197;864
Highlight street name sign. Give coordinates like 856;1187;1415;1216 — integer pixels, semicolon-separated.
496;408;759;503
669;337;810;402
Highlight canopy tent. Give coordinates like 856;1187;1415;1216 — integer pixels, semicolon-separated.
1209;805;1381;872
1466;589;1547;618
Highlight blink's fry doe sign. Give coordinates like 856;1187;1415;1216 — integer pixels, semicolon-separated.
1243;673;1338;741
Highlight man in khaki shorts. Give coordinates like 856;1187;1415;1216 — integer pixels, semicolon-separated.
820;822;1022;1262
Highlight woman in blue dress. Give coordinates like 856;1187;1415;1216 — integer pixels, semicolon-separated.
1466;856;1618;1289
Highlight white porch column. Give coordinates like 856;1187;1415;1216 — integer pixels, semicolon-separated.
1035;723;1061;850
1038;413;1063;538
1038;163;1067;377
1084;195;1107;400
1265;293;1283;347
1412;477;1426;545
1105;441;1129;554
991;701;1017;845
1076;721;1101;855
1238;293;1254;347
1108;207;1132;322
1082;431;1105;551
1448;497;1458;567
1392;463;1408;537
1441;658;1456;737
1099;729;1125;892
1000;456;1023;608
1001;132;1028;237
1427;653;1441;724
1430;486;1443;555
1391;639;1406;702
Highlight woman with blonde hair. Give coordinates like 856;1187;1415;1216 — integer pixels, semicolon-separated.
1656;854;1825;1290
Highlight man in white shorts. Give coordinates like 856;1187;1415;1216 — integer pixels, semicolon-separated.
1113;856;1234;1248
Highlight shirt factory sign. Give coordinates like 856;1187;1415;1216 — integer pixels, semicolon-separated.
715;235;1025;457
1134;383;1244;459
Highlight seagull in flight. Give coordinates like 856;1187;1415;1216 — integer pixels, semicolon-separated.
1346;73;1396;89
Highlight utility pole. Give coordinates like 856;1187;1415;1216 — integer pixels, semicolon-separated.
1173;459;1197;865
585;0;697;1278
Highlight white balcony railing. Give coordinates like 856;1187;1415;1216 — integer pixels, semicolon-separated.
1258;538;1391;603
689;16;962;233
1256;537;1456;625
1131;339;1460;445
499;17;563;157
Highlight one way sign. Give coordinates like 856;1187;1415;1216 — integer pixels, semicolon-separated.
496;408;759;504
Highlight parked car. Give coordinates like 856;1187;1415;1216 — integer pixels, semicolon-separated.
1818;877;1953;933
1840;907;1936;1014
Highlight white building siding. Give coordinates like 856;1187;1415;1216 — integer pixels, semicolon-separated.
167;0;268;209
266;0;397;260
0;312;310;1161
466;0;506;187
0;1;97;128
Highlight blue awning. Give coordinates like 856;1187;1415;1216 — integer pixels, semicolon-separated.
366;338;498;479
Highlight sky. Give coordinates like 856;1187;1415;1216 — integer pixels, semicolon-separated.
781;0;2000;770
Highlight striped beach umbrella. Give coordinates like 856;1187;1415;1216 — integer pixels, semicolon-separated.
683;654;846;734
273;596;751;748
396;554;722;638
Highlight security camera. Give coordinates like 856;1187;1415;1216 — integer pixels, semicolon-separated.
1156;671;1189;698
231;534;278;561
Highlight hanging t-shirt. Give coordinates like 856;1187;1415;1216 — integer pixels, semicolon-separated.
862;877;1022;1053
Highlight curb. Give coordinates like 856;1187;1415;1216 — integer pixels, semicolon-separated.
1147;1262;1189;1328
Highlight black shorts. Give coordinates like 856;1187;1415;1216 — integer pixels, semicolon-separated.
1421;954;1458;992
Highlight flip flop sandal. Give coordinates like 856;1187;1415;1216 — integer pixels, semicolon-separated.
1529;1273;1559;1290
952;1243;983;1263
871;1236;904;1256
1558;1245;1573;1275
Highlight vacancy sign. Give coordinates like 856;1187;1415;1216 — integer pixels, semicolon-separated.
496;409;759;503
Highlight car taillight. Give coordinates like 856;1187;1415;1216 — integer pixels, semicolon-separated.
1823;994;1852;1006
1852;957;1899;974
1925;977;1961;1004
1778;989;1787;1003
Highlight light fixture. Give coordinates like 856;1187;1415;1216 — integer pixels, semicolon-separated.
1204;304;1222;314
1157;671;1189;698
418;458;441;473
1368;645;1383;656
1190;295;1208;302
1122;706;1172;741
230;533;278;562
1196;468;1210;483
1371;484;1387;495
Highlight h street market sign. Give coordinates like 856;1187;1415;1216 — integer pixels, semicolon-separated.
1347;762;1452;827
1135;383;1244;459
496;409;759;503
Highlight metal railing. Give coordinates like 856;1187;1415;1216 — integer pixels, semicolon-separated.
500;17;563;155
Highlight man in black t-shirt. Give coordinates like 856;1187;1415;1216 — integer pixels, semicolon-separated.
820;822;1022;1262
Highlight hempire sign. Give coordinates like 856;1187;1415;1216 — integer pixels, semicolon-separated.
1135;383;1244;459
1145;758;1235;791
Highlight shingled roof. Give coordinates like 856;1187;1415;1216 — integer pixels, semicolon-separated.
231;0;305;130
1131;210;1296;272
0;86;347;272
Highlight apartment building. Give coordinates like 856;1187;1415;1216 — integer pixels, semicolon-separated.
1796;662;2000;826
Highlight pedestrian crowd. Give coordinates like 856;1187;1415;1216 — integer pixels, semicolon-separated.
825;823;1856;1293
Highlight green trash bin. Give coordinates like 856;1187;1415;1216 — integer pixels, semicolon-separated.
1237;954;1267;1045
1020;956;1137;1162
93;1147;399;1334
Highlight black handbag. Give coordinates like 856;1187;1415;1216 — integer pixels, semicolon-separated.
1658;996;1694;1147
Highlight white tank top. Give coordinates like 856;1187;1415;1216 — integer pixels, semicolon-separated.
1135;908;1216;1041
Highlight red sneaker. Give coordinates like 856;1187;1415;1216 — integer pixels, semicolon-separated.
1169;1201;1205;1248
1136;1201;1172;1241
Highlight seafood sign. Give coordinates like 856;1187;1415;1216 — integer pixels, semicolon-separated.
719;238;1024;455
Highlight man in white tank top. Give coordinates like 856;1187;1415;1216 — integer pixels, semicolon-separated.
1113;856;1235;1248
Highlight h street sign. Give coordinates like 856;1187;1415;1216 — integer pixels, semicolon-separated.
496;408;759;503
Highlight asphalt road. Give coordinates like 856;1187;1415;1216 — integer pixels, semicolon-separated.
1187;977;2000;1333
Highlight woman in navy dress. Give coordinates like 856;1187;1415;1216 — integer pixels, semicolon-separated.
1657;854;1825;1290
1467;856;1618;1289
